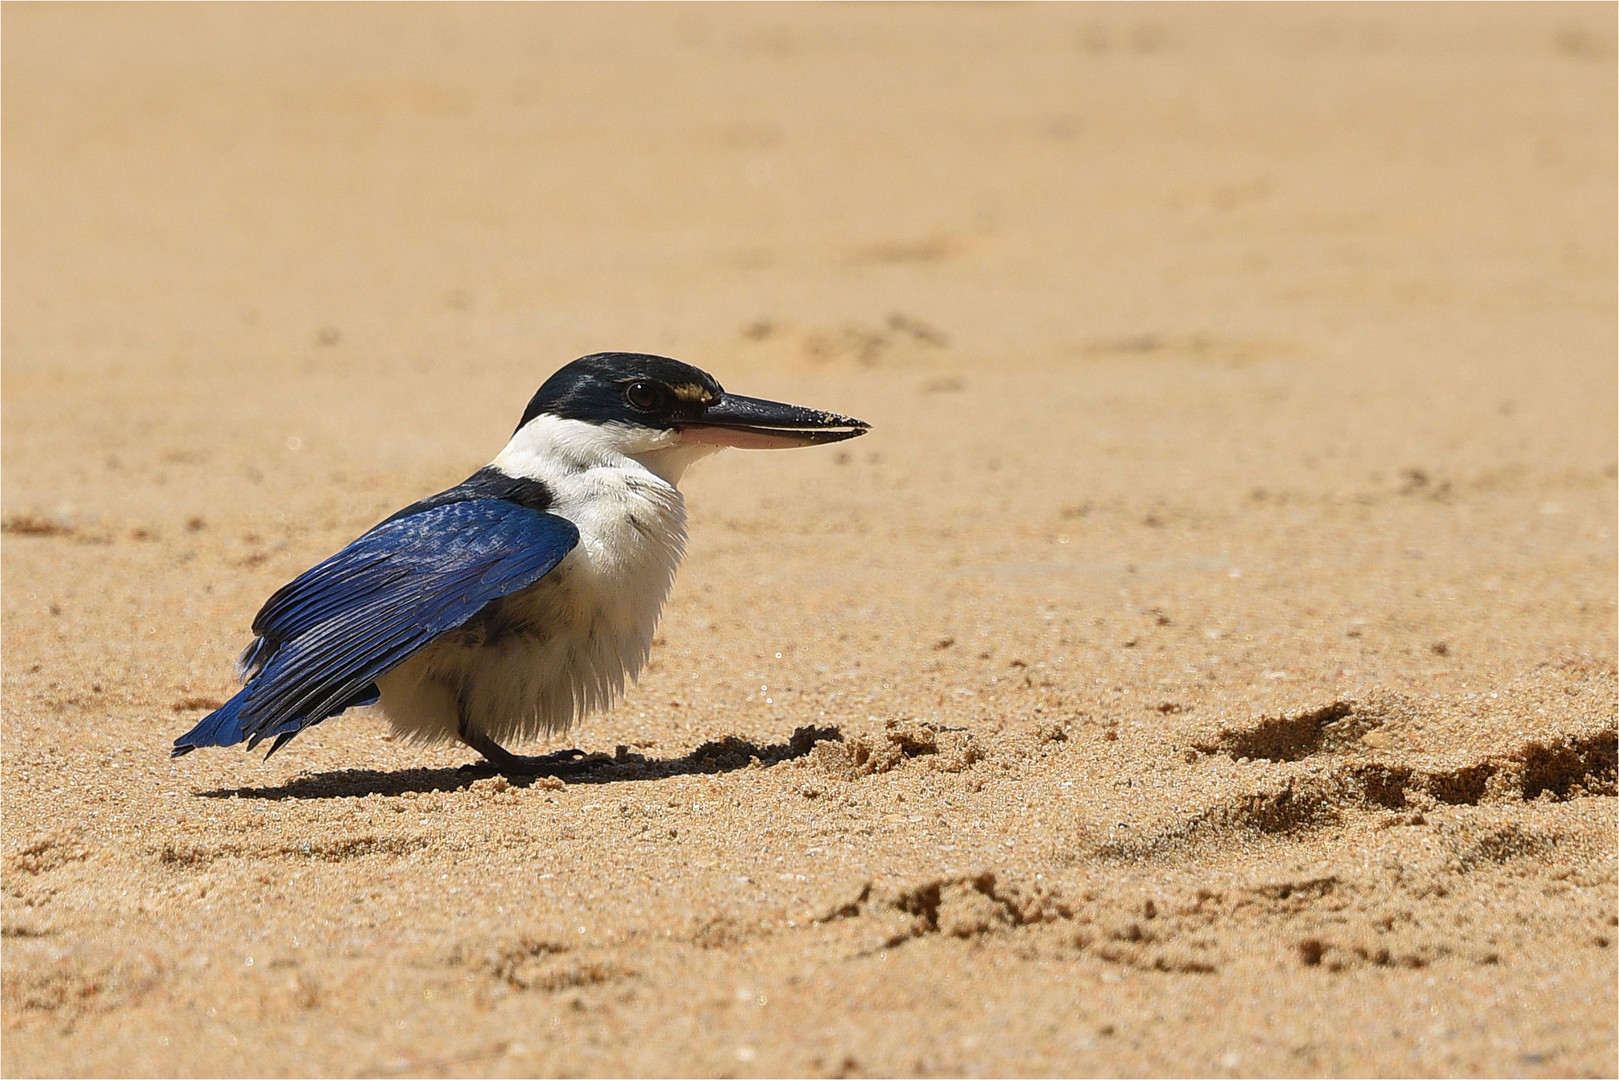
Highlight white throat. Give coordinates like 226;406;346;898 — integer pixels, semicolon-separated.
491;415;724;489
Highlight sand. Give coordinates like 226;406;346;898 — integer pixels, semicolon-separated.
2;4;1615;1076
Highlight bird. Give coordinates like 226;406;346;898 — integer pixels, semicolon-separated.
171;352;869;775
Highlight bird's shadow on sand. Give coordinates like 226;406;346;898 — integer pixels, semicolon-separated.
195;725;843;801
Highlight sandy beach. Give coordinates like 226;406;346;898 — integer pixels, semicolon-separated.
3;4;1615;1076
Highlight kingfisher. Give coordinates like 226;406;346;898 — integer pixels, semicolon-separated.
172;352;868;774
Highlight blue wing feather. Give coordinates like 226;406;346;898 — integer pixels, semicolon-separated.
173;499;578;757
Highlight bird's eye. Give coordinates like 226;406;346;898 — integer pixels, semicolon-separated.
624;381;668;413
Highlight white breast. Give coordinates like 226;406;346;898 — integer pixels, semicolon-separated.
373;416;717;746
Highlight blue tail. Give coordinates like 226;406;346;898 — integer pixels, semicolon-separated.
171;687;254;757
171;682;381;759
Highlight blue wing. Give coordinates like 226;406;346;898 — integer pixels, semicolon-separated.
173;499;579;758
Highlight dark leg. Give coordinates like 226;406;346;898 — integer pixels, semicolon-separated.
457;719;607;777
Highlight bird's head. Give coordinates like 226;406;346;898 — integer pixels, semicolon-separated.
507;352;869;483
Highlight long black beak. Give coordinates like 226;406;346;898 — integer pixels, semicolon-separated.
680;393;870;449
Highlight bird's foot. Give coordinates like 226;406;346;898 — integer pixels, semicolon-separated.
458;727;610;778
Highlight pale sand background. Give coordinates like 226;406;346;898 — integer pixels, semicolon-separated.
3;4;1615;1076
